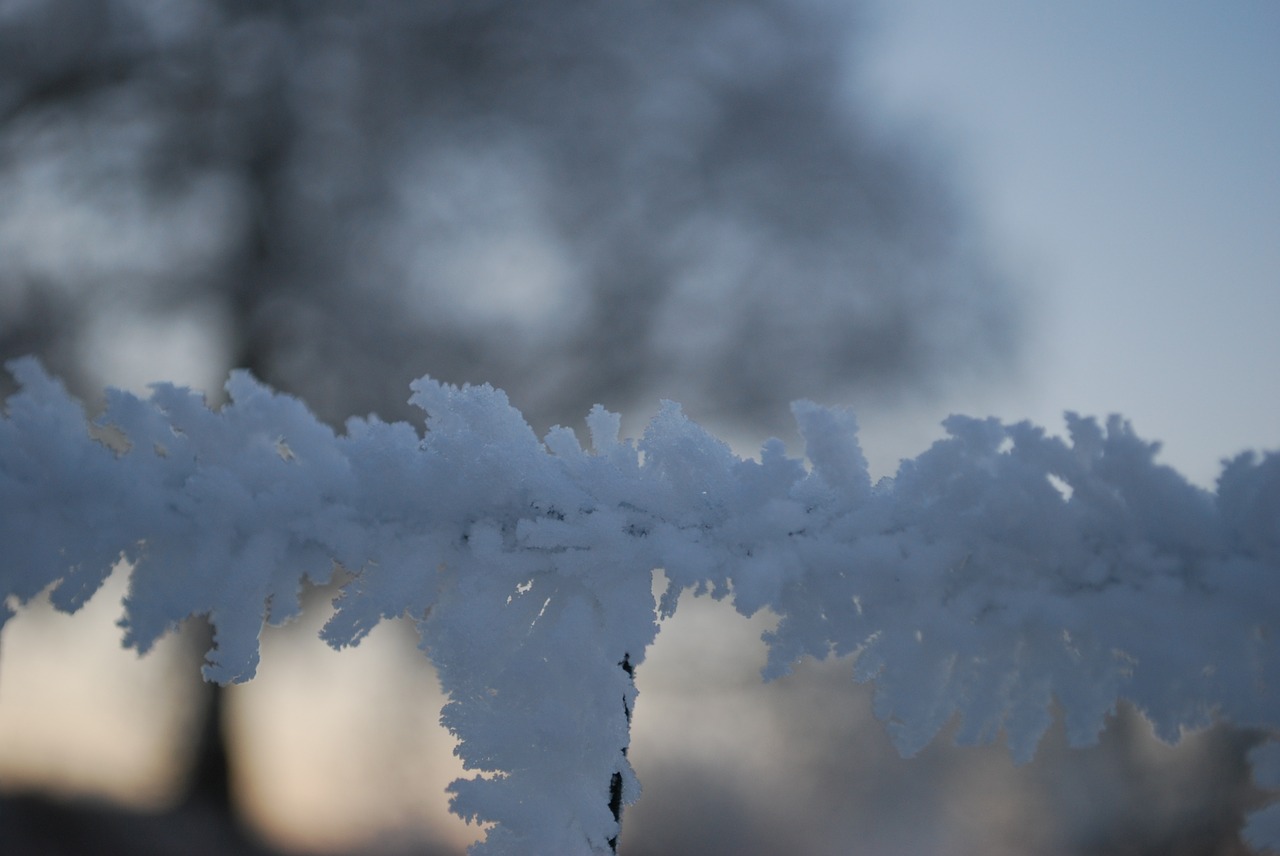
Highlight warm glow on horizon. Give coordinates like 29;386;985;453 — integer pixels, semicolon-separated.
0;566;194;808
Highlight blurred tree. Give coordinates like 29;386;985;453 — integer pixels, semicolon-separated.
0;0;1020;430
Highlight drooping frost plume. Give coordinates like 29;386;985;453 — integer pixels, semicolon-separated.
2;358;1277;854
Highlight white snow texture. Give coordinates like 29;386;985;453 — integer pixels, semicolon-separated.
1;357;1277;854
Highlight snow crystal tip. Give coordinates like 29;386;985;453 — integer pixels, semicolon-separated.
4;353;44;377
585;404;622;454
3;355;62;396
223;367;271;400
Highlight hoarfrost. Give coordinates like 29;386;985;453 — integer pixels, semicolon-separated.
2;359;1276;854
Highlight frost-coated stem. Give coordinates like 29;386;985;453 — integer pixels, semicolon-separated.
1;359;1277;854
608;653;636;853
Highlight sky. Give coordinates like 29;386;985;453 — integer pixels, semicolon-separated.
853;0;1280;488
0;2;1278;854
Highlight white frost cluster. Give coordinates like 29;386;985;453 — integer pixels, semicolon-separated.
1;358;1277;854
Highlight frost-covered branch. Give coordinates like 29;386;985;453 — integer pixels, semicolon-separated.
2;358;1277;854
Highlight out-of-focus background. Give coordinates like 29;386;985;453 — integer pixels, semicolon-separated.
0;1;1276;853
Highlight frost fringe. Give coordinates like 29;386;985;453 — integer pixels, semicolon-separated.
2;358;1277;854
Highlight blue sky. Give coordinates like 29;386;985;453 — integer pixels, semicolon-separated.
857;1;1280;487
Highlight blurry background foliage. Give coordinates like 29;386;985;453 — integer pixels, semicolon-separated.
0;0;1020;432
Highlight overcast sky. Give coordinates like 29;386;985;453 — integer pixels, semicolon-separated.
855;0;1279;488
